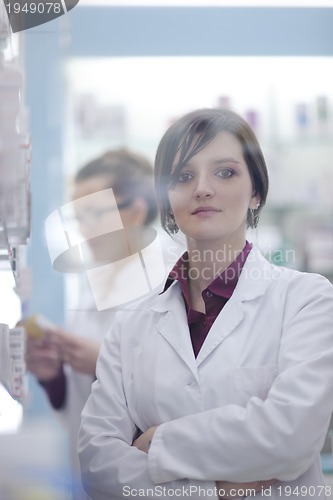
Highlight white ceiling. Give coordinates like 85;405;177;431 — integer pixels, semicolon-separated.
77;0;333;7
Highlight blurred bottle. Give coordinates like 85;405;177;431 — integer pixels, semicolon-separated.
295;102;309;139
217;95;231;109
316;95;329;138
245;109;259;136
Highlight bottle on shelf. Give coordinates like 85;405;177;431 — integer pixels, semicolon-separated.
316;95;330;138
295;102;310;138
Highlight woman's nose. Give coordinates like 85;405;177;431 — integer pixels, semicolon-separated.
193;174;214;199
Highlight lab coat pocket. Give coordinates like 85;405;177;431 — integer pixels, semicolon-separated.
233;365;278;402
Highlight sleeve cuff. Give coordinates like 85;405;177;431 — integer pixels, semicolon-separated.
38;366;66;409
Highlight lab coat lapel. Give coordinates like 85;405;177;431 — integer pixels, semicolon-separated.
153;283;199;381
196;245;272;366
151;246;272;373
196;298;245;366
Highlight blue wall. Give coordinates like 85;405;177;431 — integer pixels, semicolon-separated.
68;7;333;57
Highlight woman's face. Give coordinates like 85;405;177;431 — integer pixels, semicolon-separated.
72;175;147;261
168;131;260;248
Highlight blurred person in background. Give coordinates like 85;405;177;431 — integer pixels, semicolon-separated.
79;109;333;500
25;148;159;500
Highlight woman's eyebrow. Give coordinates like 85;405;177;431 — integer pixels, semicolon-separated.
171;157;241;171
212;158;241;165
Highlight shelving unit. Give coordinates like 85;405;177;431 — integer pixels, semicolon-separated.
258;136;333;280
0;2;31;428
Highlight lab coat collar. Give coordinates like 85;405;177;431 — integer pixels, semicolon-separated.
231;244;273;301
151;244;272;313
151;245;274;372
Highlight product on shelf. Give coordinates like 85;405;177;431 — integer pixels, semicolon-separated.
0;61;30;249
0;323;11;389
9;326;26;402
0;3;31;411
0;324;26;403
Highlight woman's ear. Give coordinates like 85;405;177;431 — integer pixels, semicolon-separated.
250;191;261;210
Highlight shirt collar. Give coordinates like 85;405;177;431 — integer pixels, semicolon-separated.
161;241;253;301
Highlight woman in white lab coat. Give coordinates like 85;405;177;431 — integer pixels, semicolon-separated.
26;148;160;500
78;109;333;500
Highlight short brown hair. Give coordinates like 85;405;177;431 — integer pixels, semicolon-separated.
75;148;157;225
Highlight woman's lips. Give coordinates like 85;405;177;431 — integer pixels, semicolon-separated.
192;206;221;216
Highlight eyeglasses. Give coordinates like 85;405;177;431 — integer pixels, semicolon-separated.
73;199;133;226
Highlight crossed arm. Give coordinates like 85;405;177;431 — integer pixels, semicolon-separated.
133;427;276;499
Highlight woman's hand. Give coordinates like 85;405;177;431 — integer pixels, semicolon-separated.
216;479;277;499
56;328;100;376
132;426;158;453
26;331;62;382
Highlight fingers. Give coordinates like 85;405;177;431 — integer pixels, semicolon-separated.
25;344;62;381
217;479;277;499
55;328;80;350
260;479;277;489
26;344;60;367
26;329;57;348
24;323;78;375
27;334;75;369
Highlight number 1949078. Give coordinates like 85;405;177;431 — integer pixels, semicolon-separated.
277;485;332;496
6;2;62;14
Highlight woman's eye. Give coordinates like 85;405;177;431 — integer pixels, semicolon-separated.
217;169;234;178
177;172;193;183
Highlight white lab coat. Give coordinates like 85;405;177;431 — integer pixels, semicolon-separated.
78;245;333;500
58;229;179;499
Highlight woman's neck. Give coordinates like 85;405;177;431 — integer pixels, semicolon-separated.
186;235;247;295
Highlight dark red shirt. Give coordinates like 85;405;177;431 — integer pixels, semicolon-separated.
162;241;252;357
